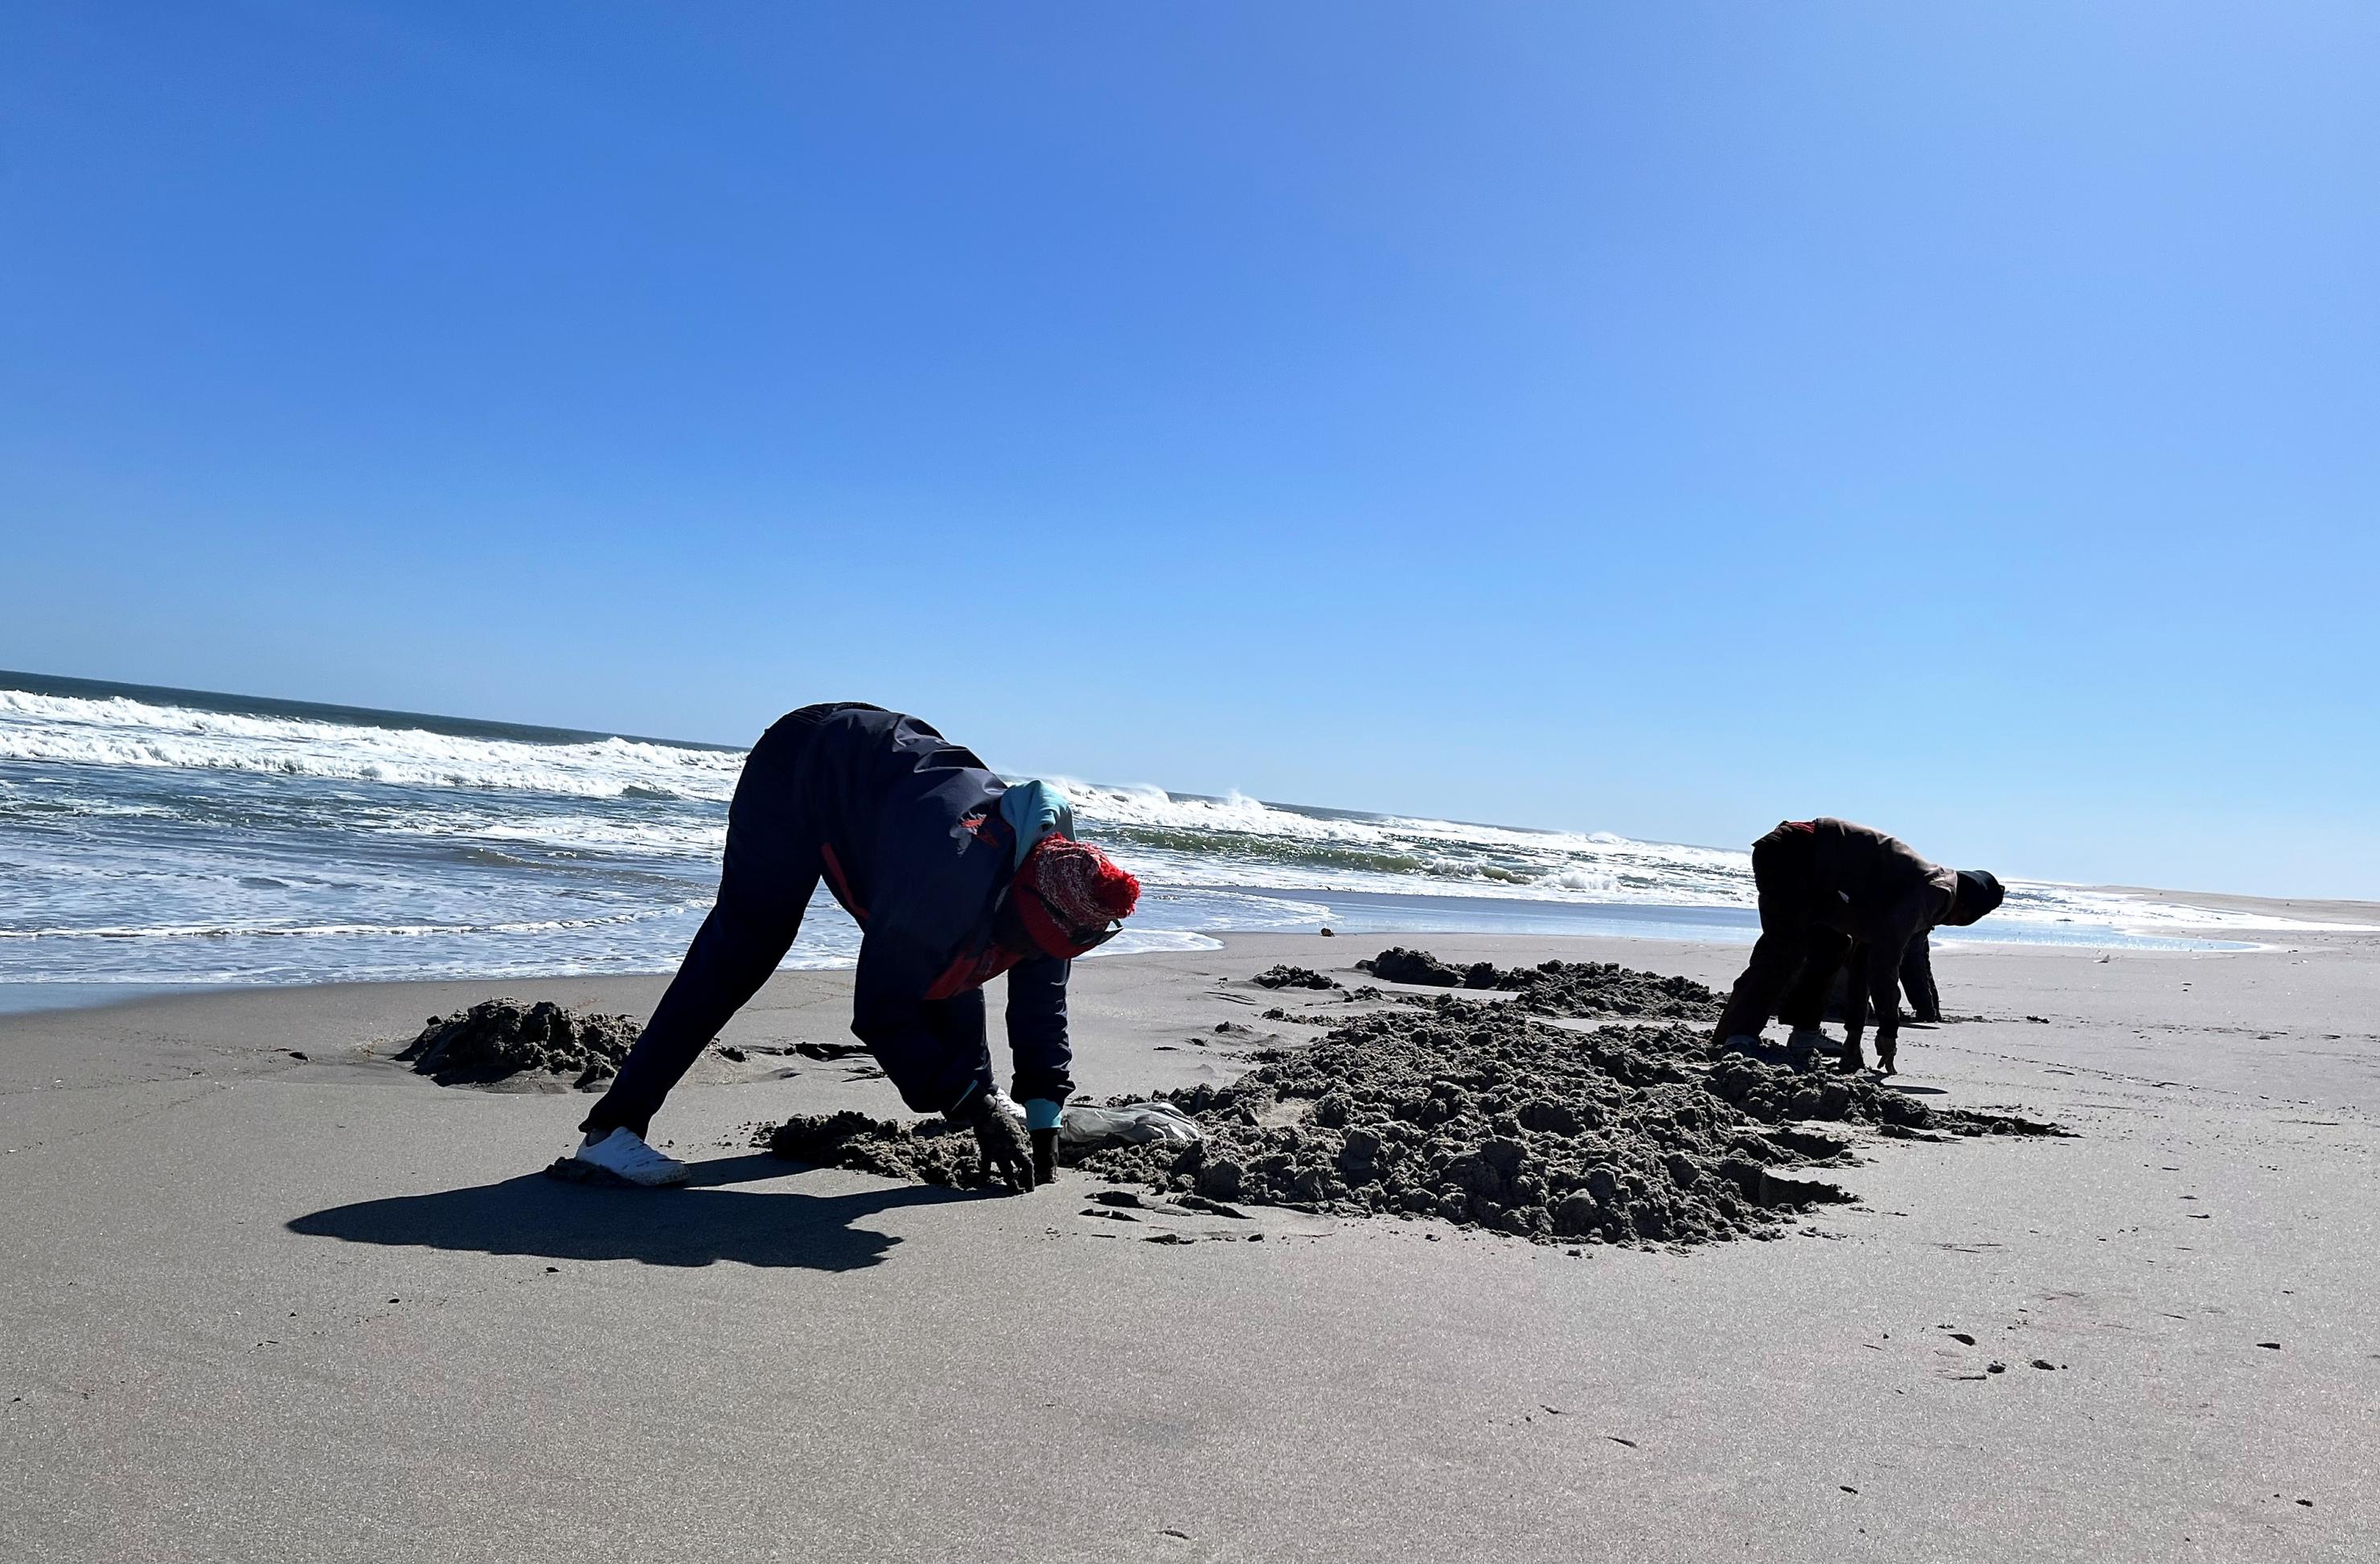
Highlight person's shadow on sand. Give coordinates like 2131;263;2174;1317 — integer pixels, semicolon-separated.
287;1154;984;1272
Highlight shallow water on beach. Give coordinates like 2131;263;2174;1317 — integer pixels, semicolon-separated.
2;671;2312;1008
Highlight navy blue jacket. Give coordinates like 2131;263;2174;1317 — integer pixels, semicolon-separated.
790;704;1072;1114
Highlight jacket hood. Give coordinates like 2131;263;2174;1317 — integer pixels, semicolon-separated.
1947;869;2005;926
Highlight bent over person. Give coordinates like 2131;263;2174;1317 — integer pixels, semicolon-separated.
1713;818;2003;1076
571;703;1141;1189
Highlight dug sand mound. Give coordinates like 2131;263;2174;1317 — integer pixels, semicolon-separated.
1354;946;1489;987
756;989;2066;1246
1075;1009;1874;1246
1356;948;1721;1021
763;1110;990;1187
397;999;641;1090
1254;964;1341;990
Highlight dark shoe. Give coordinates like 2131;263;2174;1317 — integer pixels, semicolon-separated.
1837;1043;1867;1073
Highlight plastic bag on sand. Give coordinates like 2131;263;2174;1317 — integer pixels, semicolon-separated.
1060;1101;1202;1149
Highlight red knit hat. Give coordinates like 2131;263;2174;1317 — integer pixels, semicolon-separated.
1014;836;1140;959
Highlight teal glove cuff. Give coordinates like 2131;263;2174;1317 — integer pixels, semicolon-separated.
1024;1098;1063;1131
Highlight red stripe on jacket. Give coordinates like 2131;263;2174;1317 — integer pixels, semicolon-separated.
819;842;867;924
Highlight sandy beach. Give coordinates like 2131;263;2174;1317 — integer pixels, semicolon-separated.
14;6;2378;1557
5;915;2378;1562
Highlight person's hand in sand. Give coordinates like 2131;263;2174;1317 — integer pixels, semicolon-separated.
951;1088;1039;1191
565;704;1139;1190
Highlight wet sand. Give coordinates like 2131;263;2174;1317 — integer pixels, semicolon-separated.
4;917;2377;1561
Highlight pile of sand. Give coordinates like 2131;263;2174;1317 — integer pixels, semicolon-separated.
1254;964;1340;990
397;1000;640;1090
764;1110;993;1186
756;971;2065;1246
1073;1009;1864;1246
1488;962;1719;1021
1357;949;1721;1021
1355;946;1497;987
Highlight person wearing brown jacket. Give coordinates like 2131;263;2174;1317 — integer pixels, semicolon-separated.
1713;819;2004;1074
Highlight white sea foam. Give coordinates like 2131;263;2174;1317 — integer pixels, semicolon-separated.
6;688;2367;955
0;689;745;801
0;909;696;941
1060;780;2379;934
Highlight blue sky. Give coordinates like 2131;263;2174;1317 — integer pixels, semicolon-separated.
4;3;2375;897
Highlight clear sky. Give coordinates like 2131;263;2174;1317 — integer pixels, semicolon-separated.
4;4;2375;898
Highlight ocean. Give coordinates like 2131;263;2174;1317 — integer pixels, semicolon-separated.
0;671;2327;1015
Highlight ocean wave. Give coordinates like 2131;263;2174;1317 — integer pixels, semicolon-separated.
0;908;696;940
1986;884;2375;934
1085;930;1226;957
1062;779;1747;904
0;689;745;802
7;688;2367;956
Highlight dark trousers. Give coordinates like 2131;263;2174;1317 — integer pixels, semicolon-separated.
1900;935;1941;1023
1714;824;1848;1041
579;712;827;1140
1820;936;1939;1027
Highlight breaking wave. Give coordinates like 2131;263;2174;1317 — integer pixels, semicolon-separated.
1;675;2366;996
0;688;745;802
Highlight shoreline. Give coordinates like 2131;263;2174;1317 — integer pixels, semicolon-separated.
10;876;2366;1022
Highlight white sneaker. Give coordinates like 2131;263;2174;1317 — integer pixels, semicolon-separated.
573;1127;689;1187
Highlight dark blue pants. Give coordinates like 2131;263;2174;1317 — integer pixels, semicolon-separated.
580;712;823;1139
1715;823;1848;1040
581;708;1002;1138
